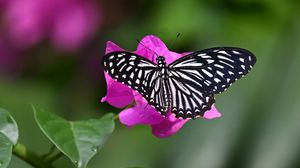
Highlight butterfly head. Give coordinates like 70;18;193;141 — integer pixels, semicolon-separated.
156;56;166;67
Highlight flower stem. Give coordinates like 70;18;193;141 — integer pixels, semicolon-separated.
44;151;64;163
114;115;119;120
13;143;54;168
42;145;56;158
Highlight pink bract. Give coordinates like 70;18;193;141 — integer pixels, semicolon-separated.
102;35;221;138
3;0;101;51
0;38;21;74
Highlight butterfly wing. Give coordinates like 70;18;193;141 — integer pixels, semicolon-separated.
168;47;256;118
168;71;215;119
103;51;168;114
103;51;156;95
169;47;256;94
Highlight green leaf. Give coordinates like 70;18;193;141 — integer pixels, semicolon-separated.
0;108;19;168
33;107;115;168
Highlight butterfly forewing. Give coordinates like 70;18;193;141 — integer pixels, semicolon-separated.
103;51;168;114
169;47;256;94
103;51;156;96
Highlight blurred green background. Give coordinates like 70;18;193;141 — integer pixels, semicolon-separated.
1;0;300;168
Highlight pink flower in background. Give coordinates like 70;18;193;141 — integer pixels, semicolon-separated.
3;0;102;51
101;35;221;138
0;38;22;74
0;1;6;8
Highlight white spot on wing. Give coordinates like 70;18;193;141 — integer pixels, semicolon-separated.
233;50;241;54
138;70;142;78
216;70;224;77
207;59;214;64
214;78;221;83
218;50;231;56
217;55;234;62
202;69;213;77
117;58;125;66
118;53;125;57
219;60;234;68
229;71;234;75
129;61;135;65
214;64;224;69
199;54;211;58
126;66;132;71
129;56;136;60
130;72;134;79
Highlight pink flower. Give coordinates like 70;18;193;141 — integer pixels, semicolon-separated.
3;0;101;51
102;35;221;138
0;37;22;74
0;1;6;8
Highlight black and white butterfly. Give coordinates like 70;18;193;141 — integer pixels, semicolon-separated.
102;47;256;119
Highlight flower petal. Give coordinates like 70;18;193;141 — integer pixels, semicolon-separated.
105;41;124;54
119;94;189;137
5;0;102;51
164;50;184;64
135;35;169;61
203;105;222;119
52;3;100;51
101;72;134;108
151;114;189;138
135;35;185;64
119;99;164;127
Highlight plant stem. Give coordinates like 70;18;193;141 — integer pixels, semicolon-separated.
13;143;54;168
44;152;64;163
42;145;56;158
113;100;134;121
114;114;119;120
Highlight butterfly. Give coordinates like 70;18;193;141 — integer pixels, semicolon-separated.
102;47;256;119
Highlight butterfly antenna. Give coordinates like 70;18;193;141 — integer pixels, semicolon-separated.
169;33;181;50
162;33;181;57
136;39;159;62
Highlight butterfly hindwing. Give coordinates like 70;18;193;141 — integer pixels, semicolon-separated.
168;71;215;118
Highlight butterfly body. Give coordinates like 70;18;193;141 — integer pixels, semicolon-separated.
146;56;171;115
103;47;256;119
